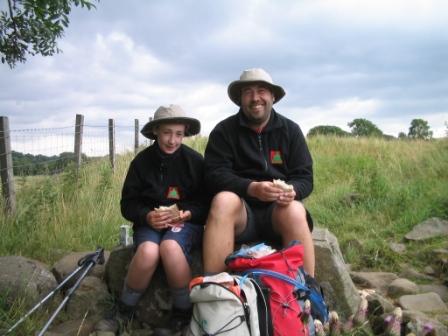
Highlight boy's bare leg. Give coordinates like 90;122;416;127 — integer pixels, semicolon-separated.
126;241;160;290
160;239;191;288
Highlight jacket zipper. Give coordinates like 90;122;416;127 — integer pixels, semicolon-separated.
257;133;268;172
159;162;165;182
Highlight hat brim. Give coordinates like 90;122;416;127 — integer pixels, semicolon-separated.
141;117;201;140
228;80;285;106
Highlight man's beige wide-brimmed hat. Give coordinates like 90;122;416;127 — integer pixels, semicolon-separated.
227;68;286;106
141;104;201;140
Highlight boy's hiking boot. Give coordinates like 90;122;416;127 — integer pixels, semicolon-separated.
94;301;136;334
153;307;192;336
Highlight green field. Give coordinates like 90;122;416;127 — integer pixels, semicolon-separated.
1;135;447;334
1;135;447;268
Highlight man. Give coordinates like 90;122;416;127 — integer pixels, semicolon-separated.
203;68;315;276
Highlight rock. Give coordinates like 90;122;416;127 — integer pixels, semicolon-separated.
88;332;116;336
402;310;448;336
424;265;436;276
387;278;419;298
103;228;363;325
398;292;448;313
104;245;203;327
404;217;448;241
389;242;406;253
366;292;396;316
104;246;134;297
312;228;361;319
419;284;448;303
399;265;435;282
350;271;398;295
0;255;58;304
65;276;110;320
47;319;95;336
432;248;448;277
52;250;110;285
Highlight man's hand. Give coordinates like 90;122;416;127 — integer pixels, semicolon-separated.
276;189;296;206
247;181;282;202
247;180;296;206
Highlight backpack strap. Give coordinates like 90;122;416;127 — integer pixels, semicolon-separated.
243;269;329;323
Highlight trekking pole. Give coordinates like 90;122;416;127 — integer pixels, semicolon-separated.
3;247;105;336
36;247;105;336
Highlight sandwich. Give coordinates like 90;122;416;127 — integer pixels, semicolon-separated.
273;179;294;192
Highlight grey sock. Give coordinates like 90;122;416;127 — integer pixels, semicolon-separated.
171;287;191;310
120;282;144;307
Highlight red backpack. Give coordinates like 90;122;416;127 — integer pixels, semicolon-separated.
226;241;328;336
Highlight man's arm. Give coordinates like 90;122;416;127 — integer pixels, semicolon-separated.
286;125;313;200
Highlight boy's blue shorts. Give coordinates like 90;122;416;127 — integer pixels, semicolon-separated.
133;223;203;265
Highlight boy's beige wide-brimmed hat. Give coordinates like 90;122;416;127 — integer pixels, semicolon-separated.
227;68;286;106
141;104;201;140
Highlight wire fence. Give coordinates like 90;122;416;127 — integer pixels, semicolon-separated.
0;115;152;214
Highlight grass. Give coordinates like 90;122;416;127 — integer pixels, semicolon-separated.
1;136;447;268
0;136;447;334
307;136;448;271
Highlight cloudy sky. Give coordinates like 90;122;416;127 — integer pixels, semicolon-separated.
1;0;447;155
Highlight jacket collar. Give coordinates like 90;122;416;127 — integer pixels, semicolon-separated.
237;108;282;132
151;141;182;162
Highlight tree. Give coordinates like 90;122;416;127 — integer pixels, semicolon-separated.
347;118;383;137
0;0;97;68
398;132;407;140
408;119;433;140
307;125;351;137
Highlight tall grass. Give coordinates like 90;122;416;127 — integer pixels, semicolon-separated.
1;136;447;270
0;136;447;334
307;136;448;271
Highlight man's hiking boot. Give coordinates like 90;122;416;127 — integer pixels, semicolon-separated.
153;307;192;336
94;301;136;334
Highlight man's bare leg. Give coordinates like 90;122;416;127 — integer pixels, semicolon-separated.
203;191;247;273
273;201;315;277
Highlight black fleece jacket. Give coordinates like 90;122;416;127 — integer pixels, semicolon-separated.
121;143;208;228
204;109;313;206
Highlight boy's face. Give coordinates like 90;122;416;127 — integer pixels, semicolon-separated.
154;123;186;154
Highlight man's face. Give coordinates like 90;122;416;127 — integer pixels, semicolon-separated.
240;83;275;127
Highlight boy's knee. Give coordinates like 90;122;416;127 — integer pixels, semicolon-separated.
159;239;182;256
134;242;159;264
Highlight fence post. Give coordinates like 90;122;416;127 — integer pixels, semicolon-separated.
74;114;84;171
109;119;115;170
134;119;139;155
0;116;16;215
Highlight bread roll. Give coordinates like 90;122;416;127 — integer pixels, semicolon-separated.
155;204;180;216
273;179;294;192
